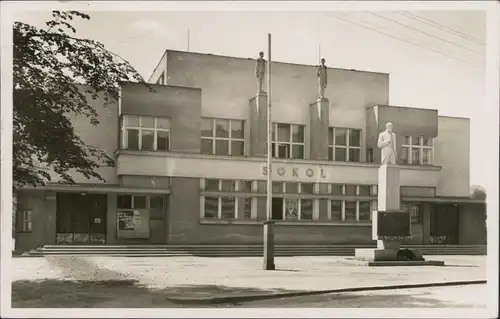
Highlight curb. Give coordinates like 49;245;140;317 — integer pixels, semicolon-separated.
165;280;487;305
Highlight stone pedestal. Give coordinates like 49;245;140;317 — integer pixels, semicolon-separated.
249;92;268;157
263;220;276;270
309;98;330;161
375;164;401;253
355;164;404;262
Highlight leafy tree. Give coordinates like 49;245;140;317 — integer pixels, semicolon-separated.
13;10;150;187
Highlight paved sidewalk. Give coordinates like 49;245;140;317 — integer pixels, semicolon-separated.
11;255;486;307
81;255;486;300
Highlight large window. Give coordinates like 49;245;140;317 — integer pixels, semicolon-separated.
274;183;315;220
318;183;377;222
118;195;165;211
201;118;245;156
272;123;305;159
201;180;377;223
121;115;170;151
401;136;433;165
327;200;375;222
203;179;252;219
328;127;362;162
20;210;33;232
401;202;422;224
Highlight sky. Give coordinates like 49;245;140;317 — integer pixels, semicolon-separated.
11;5;491;190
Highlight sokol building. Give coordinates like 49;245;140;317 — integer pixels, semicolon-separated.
14;50;486;251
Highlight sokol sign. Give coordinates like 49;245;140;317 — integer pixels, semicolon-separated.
261;165;327;179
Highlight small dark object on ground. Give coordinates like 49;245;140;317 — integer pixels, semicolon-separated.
397;249;425;261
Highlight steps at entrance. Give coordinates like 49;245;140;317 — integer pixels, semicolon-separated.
21;244;487;257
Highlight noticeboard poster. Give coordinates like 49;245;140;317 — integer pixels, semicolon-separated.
117;210;150;239
118;211;135;230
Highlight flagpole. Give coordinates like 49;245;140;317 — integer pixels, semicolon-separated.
263;33;275;270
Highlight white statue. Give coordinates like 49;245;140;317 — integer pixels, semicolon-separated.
377;122;397;165
317;58;327;98
255;51;266;93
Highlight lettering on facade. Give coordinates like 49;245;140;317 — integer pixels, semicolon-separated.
261;165;327;179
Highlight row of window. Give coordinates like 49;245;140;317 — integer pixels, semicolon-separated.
203;179;377;196
117;195;166;220
120;115;434;165
202;196;423;223
16;196;423;234
202;196;375;222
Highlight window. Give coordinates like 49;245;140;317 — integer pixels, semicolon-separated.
285;182;299;193
238;181;252;192
117;195;164;211
272;182;283;193
402;202;422;224
121;115;170;151
401;136;433;165
331;184;343;195
271;123;305;159
21;210;33;232
202;179;252;219
344;201;357;221
300;199;314;220
300;183;314;194
284;198;299;220
358;201;371;221
326;199;377;222
204;196;218;218
328;127;362;162
330;200;342;220
344;185;357;196
201;118;245;156
318;183;329;194
238;197;252;219
204;196;251;219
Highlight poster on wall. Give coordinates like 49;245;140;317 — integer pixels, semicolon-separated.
117;210;150;239
118;211;136;230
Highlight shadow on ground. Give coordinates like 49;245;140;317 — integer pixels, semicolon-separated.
11;279;297;308
12;279;485;308
239;288;486;308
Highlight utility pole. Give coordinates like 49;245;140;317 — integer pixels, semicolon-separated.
318;43;321;63
263;33;275;270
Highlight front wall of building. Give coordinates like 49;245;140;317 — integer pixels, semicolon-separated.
458;203;486;244
366;105;439;164
15;191;56;251
167;177;374;245
434;117;470;197
47;89;120;184
15;51;481;250
120;83;202;153
118;152;441;187
164;50;390;136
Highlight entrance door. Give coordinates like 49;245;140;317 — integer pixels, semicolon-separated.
429;203;459;244
56;192;107;244
272;198;283;220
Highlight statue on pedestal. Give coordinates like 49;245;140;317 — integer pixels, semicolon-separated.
317;58;327;98
378;122;397;165
255;51;266;93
